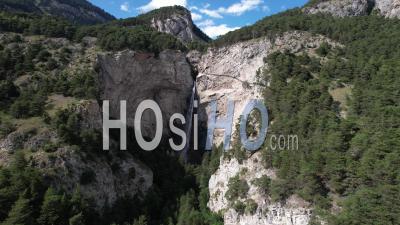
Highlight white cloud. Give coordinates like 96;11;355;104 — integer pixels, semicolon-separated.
191;12;202;21
196;19;214;27
198;0;265;19
224;0;263;15
199;8;223;18
201;24;240;38
120;2;130;12
138;0;187;12
262;5;270;12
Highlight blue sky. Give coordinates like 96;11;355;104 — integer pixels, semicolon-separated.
88;0;309;38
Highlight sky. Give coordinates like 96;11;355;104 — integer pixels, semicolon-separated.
88;0;309;38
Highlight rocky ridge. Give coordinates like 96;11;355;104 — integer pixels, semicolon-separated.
149;9;209;43
0;0;115;24
303;0;400;18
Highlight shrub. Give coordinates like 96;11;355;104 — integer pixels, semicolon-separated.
232;201;246;215
10;91;46;118
225;175;249;202
245;199;258;215
316;42;331;57
252;175;272;194
0;118;15;138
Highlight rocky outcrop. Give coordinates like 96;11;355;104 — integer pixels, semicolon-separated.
192;31;342;225
149;8;210;43
303;0;400;18
375;0;400;18
303;0;372;17
0;0;115;24
32;146;153;210
0;124;152;210
208;152;312;225
98;50;194;138
191;31;341;146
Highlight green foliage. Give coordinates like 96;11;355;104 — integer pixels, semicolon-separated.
0;11;190;54
244;199;258;215
252;175;272;194
316;42;331;57
10;90;46;118
0;117;15;139
333;185;400;225
37;188;68;225
52;107;101;152
136;6;190;22
0;12;76;39
0;152;95;225
96;25;186;53
232;201;246;215
225;175;249;202
1;192;34;225
247;10;400;223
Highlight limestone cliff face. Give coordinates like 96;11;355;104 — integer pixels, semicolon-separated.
33;144;153;210
190;31;341;145
303;0;372;17
191;31;341;225
98;50;194;138
375;0;400;18
209;152;312;225
303;0;400;18
149;8;210;43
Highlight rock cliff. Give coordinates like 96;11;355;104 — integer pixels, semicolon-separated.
98;50;194;138
209;152;312;225
191;31;341;225
303;0;400;18
303;0;372;17
375;0;400;18
147;7;211;43
191;31;341;146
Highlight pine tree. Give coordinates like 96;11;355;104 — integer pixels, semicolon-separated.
1;192;33;225
37;188;67;225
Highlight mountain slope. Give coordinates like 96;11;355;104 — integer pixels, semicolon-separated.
303;0;400;18
119;6;211;43
0;0;115;24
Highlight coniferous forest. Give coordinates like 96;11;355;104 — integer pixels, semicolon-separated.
0;1;399;225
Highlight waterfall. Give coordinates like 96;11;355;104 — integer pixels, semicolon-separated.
182;82;196;162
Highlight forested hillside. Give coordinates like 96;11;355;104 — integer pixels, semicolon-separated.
213;8;400;225
0;0;115;24
0;2;399;225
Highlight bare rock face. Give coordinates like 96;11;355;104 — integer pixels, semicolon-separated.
98;50;194;138
375;0;400;18
150;9;210;43
32;146;153;210
303;0;372;17
208;152;312;225
303;0;400;18
191;31;341;146
192;31;342;225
